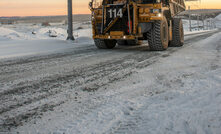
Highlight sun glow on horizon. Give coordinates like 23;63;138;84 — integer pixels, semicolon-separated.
0;0;221;17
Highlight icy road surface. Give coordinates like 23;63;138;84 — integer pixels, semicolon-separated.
0;30;221;134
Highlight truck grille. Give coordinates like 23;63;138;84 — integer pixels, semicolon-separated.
106;16;129;34
105;5;132;35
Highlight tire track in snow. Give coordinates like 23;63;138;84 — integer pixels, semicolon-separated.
0;30;219;132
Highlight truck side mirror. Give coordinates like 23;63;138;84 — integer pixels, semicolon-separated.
89;2;93;9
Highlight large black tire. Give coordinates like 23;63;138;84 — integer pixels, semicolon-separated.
94;39;116;49
146;17;169;51
169;18;184;47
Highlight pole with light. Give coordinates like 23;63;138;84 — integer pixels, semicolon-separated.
67;0;75;40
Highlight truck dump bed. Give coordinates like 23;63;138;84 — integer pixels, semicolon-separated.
169;0;186;16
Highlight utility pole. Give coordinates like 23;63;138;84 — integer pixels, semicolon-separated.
67;0;74;40
206;20;209;30
202;15;205;30
197;14;200;31
188;6;192;32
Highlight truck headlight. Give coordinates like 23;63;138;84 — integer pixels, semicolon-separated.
139;8;144;14
152;9;160;14
157;13;162;17
144;8;150;13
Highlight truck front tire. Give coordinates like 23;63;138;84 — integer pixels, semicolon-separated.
94;39;116;49
146;17;169;51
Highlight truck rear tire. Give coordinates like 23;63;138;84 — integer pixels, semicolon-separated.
169;18;184;47
146;17;169;51
94;39;116;49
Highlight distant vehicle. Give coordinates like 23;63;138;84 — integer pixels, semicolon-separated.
89;0;186;51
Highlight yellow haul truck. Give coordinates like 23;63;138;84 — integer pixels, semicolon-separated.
89;0;185;51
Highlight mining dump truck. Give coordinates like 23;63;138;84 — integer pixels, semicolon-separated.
89;0;186;50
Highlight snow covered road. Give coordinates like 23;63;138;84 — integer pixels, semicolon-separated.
0;30;221;133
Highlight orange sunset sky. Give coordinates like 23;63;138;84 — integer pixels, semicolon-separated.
0;0;221;17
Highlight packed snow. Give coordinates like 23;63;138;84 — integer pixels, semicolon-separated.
0;15;221;134
0;27;29;40
6;27;220;134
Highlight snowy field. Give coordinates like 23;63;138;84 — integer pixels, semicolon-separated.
0;14;221;134
0;21;93;60
0;16;219;60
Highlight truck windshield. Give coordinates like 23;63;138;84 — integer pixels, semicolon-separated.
92;0;161;8
142;0;160;4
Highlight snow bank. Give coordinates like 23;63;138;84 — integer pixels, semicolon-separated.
215;13;221;21
215;13;221;28
73;29;92;38
0;27;93;60
36;27;92;41
184;29;217;35
37;27;67;40
182;19;204;32
182;18;218;33
0;27;28;40
38;28;67;36
0;21;92;41
0;21;94;59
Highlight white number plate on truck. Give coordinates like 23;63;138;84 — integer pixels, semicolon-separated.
107;8;123;18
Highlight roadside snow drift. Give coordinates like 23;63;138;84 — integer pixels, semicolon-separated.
215;13;221;28
0;27;27;40
0;23;93;60
215;13;221;21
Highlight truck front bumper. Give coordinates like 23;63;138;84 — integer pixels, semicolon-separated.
93;35;138;40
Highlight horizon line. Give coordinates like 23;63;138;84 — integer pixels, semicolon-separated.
0;14;91;18
1;8;221;18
